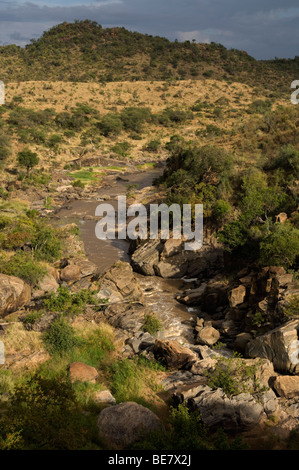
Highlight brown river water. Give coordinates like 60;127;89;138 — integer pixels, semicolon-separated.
54;169;199;343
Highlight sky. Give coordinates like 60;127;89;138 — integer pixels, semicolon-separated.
0;0;298;59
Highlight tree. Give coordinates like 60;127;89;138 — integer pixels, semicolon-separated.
17;148;39;174
259;223;299;268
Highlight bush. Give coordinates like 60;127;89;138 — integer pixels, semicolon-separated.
97;113;123;136
44;286;98;316
259;223;299;268
111;141;131;157
43;318;79;355
142;313;162;336
31;225;62;262
0;375;92;450
284;295;299;317
142;139;161;153
17;148;39;173
120;106;153;133
0;252;47;286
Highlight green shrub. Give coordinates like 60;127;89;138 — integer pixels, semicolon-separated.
283;295;299;317
17;148;39;173
31;225;62;262
0;252;47;286
0;375;93;450
120;106;153;133
142;313;162;336
111;141;131;157
97;113;123;136
143;139;161;153
43;318;79;355
259;223;299;268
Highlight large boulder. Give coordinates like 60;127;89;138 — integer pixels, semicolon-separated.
0;273;31;317
188;385;264;431
131;240;164;276
97;401;161;449
229;285;246;307
153;339;197;369
98;261;143;302
196;326;220;347
273;376;299;398
69;362;98;383
60;264;81;282
246;320;299;374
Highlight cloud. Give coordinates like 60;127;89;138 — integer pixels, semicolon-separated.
0;1;298;58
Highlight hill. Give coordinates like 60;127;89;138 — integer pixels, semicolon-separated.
0;20;299;94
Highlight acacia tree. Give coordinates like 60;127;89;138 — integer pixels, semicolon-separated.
17;148;39;174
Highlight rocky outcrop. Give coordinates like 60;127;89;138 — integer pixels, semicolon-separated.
188;386;264;431
97;261;143;303
246;319;299;374
97;402;162;449
0;274;31;317
131;236;224;279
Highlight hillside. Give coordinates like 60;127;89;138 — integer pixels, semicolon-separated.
0;20;299;94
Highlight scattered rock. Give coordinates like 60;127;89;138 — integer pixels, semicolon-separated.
153;339;197;369
273;376;299;398
69;361;98;383
229;285;246;307
189;386;264;431
97;401;162;449
196;326;220;347
60;264;81;282
246;320;299;374
0;274;31;318
93;390;116;405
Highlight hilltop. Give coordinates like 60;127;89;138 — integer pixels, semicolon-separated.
0;20;299;94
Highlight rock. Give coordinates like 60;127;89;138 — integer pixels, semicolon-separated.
260;389;278;415
153;339;197;369
189;386;264;431
234;333;253;354
37;274;59;293
0;274;31;317
155;258;189;279
229;285;246;307
160;239;184;257
126;337;142;354
69;362;98;383
190;358;217;375
103;302;148;335
5;350;50;370
97;401;161;449
99;261;143;302
273;376;299;398
196;326;220;347
93;390;116;405
177;284;208;306
131;240;164;276
70;256;98;278
246;320;299;374
276;212;288;224
60;264;81;282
